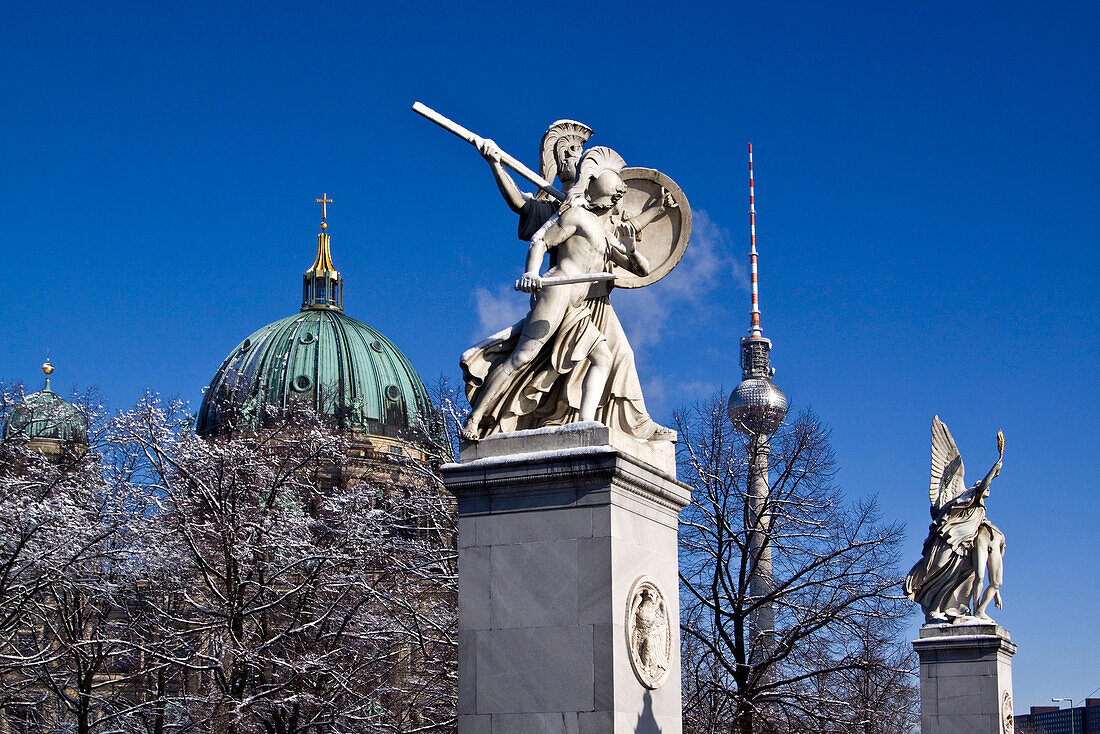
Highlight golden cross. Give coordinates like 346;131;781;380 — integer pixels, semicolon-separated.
315;193;333;220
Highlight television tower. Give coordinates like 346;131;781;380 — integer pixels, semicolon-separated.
727;144;788;659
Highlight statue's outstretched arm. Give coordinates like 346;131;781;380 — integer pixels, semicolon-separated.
517;222;575;293
524;237;549;277
621;188;675;235
623;203;665;234
489;159;527;213
522;221;574;279
478;138;528;213
976;458;1003;498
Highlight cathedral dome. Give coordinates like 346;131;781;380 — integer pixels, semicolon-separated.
196;309;432;437
196;199;432;438
4;364;88;445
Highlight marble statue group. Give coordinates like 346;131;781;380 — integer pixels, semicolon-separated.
412;103;691;444
905;416;1006;624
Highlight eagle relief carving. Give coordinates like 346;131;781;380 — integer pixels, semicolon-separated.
626;576;672;689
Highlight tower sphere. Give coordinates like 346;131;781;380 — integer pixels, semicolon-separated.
728;377;787;436
728;145;786;437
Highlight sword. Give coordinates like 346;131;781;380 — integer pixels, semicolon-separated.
412;101;566;202
514;272;616;291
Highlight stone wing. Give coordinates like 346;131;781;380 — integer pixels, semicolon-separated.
930;415;966;509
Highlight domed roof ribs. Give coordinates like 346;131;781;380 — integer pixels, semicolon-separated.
346;317;386;431
308;312;325;415
373;332;408;431
330;314;353;421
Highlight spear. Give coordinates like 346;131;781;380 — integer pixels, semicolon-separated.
415;102;614;289
513;272;616;291
412;101;565;201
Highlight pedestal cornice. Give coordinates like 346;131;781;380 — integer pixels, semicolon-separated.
913;622;1017;658
442;422;691;514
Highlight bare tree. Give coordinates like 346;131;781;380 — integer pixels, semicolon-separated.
677;394;917;734
109;395;456;734
784;613;918;734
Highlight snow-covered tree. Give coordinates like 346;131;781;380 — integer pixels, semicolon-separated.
2;380;458;734
111;395;456;734
0;382;139;734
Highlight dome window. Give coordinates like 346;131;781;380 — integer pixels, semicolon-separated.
385;385;401;401
292;375;314;392
370;341;384;352
299;331;316;344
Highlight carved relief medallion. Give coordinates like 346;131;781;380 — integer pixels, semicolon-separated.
626;576;672;689
1002;691;1014;734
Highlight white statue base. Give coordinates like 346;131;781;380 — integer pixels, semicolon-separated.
912;622;1016;734
442;422;691;734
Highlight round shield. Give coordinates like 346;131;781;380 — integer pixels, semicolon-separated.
610;167;692;289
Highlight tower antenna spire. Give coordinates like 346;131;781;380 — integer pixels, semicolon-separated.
748;143;762;338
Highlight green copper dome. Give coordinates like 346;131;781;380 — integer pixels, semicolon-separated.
197;204;432;438
4;377;88;445
197;309;432;437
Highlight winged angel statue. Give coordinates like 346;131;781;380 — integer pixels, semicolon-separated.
905;416;1006;624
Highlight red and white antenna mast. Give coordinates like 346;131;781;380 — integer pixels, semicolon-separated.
748;143;763;337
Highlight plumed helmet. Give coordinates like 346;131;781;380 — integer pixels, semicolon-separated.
539;119;594;184
573;146;627;208
587;170;627;209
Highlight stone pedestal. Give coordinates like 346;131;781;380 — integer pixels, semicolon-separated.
913;622;1016;734
442;422;691;734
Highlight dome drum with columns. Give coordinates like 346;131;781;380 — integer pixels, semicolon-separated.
197;197;434;446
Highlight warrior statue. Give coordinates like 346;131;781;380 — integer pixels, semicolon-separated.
460;147;678;441
905;416;1006;624
412;103;691;443
475;119;593;241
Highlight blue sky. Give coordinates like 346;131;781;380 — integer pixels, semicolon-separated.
2;1;1098;711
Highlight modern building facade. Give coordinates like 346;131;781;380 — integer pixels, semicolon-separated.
1015;699;1100;734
